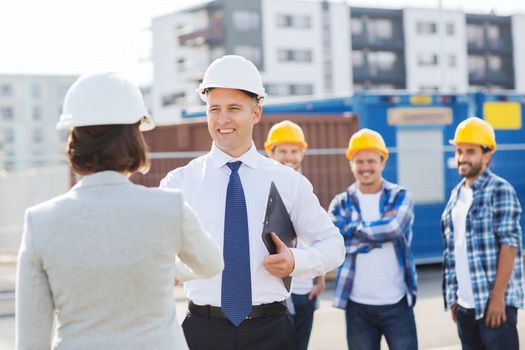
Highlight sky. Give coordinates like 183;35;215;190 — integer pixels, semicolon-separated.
1;0;525;86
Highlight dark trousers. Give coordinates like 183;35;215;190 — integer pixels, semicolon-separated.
182;311;298;350
456;305;519;350
291;293;317;350
345;297;418;350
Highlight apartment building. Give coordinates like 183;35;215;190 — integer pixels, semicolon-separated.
151;0;525;122
0;75;77;171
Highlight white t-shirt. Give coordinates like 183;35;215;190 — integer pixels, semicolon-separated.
452;186;475;309
350;189;406;305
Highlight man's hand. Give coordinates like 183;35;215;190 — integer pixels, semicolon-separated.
263;233;295;278
450;302;458;323
485;293;506;328
308;276;325;300
174;278;181;287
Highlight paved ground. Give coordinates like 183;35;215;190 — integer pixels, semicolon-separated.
2;262;525;349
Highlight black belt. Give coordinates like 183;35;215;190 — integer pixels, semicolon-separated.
188;301;287;320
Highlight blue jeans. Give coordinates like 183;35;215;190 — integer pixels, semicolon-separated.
345;297;418;350
456;305;519;350
291;293;317;350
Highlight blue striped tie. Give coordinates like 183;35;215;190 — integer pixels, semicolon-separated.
221;161;252;326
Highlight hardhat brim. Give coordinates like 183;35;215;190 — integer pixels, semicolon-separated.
56;113;155;131
448;139;496;152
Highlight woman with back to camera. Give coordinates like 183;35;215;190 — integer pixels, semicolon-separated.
15;72;224;350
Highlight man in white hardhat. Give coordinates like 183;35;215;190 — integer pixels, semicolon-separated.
16;72;223;349
160;55;345;350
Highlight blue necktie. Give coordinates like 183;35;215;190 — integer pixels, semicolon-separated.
221;161;252;326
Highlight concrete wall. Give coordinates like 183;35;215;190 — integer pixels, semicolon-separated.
0;166;69;254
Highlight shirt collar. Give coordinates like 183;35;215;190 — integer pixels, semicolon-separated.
210;142;259;169
347;178;391;196
72;170;131;190
469;168;492;192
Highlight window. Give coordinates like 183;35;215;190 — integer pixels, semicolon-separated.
369;19;393;40
33;129;43;144
488;55;502;71
0;84;12;97
369;51;396;71
397;129;445;203
32;84;41;98
418;53;438;66
448;54;456;67
416;21;437;34
176;58;186;72
162;92;185;107
291;84;313;95
1;107;13;121
3;129;14;144
266;84;291;96
277;14;311;29
352;51;365;67
351;18;364;35
234;46;261;66
468;55;486;77
232;10;259;31
446;22;455;35
467;24;484;47
278;49;312;62
33;106;42;121
487;25;500;41
418;85;439;92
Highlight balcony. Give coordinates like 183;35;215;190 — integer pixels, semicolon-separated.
352;35;404;51
178;19;225;47
353;65;405;85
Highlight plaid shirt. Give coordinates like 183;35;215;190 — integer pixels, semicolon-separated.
442;169;524;320
329;179;417;309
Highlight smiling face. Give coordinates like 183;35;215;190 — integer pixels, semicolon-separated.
206;88;262;158
269;143;305;171
455;142;491;182
349;149;385;194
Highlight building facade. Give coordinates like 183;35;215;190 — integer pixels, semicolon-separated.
0;75;77;171
152;0;525;122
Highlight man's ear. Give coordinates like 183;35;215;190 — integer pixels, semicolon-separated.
253;104;262;124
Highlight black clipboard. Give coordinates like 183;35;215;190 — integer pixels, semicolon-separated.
262;182;298;291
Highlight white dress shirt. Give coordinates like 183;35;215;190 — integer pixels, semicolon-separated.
160;142;345;307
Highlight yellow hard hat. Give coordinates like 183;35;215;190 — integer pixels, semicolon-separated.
264;120;308;153
449;117;496;151
346;128;389;160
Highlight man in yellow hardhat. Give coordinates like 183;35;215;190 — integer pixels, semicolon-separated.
265;120;325;350
442;117;523;349
329;128;418;350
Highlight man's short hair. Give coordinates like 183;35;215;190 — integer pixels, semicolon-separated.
67;122;150;176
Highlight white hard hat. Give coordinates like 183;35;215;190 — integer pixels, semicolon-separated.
56;72;155;131
197;55;266;104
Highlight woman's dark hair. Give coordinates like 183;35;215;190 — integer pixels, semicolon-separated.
67;122;150;176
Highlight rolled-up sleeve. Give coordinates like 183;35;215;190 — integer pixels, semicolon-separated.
493;182;522;247
289;176;345;279
16;210;54;350
355;190;414;243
